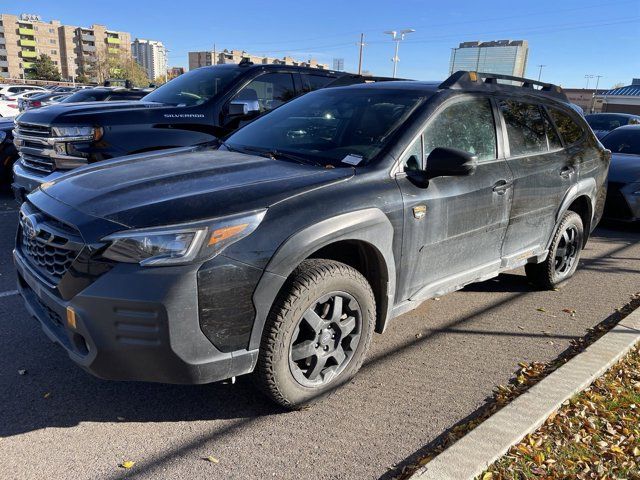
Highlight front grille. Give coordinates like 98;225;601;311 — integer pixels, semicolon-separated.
16;122;51;138
19;203;83;283
15;122;56;174
21;153;55;173
604;182;633;220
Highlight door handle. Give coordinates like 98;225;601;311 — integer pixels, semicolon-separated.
560;166;575;178
492;180;511;195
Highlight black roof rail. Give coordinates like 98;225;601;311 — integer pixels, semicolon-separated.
439;71;568;102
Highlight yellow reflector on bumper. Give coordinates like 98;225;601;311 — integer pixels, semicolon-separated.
66;306;77;329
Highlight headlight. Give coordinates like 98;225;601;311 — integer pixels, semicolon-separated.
51;125;103;141
0;131;6;144
101;209;266;266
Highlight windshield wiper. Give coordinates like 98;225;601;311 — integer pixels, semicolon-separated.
242;147;324;167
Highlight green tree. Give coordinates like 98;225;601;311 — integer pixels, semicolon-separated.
25;54;62;81
87;49;150;87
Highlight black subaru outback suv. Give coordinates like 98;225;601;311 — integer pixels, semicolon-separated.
14;72;609;408
11;62;368;200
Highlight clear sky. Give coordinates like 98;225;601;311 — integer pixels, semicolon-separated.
6;0;640;88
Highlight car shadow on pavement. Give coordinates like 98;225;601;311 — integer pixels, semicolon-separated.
0;315;282;438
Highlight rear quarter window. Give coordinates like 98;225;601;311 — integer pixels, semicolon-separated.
548;108;584;145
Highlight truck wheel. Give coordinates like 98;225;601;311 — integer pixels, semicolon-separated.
255;259;375;409
525;211;584;290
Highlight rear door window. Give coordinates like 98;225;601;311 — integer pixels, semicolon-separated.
233;73;296;113
499;100;547;156
548;108;584;145
542;108;563;150
301;74;335;93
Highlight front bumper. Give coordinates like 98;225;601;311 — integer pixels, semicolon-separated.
12;160;66;202
604;182;640;222
14;249;259;384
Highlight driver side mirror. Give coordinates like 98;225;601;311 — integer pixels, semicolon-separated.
404;147;477;187
228;99;260;117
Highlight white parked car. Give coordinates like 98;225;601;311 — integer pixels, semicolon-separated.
0;84;48;99
0;90;47;117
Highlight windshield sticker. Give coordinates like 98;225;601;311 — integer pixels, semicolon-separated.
342;154;363;166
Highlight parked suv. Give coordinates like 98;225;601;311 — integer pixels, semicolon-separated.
11;63;369;200
14;72;609;408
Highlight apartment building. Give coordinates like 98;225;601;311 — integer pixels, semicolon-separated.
189;49;328;70
132;38;167;81
0;13;131;81
0;14;62;79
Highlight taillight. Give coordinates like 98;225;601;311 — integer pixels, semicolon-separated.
31;101;41;107
8;104;18;109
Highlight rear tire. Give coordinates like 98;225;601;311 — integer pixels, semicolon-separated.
525;211;584;289
255;259;375;409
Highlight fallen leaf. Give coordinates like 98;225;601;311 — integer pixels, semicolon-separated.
205;456;219;464
43;392;50;399
116;416;126;421
120;461;135;469
481;472;493;480
536;307;546;312
18;369;27;375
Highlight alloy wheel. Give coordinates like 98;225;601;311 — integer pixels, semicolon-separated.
554;224;580;276
288;291;362;387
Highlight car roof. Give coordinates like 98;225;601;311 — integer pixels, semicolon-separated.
328;80;441;93
586;112;640;118
609;124;640;131
197;63;346;76
325;79;570;105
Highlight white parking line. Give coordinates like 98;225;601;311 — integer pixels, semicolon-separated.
0;290;19;298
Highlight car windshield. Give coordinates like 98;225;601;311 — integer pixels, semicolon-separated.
225;89;426;166
585;114;637;131
601;128;640;155
142;66;243;106
62;89;111;103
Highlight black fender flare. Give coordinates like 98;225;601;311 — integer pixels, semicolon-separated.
546;177;597;251
248;208;396;350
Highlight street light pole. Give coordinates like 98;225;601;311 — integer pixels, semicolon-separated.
590;75;603;113
584;74;594;89
384;29;415;78
537;64;546;81
356;33;365;75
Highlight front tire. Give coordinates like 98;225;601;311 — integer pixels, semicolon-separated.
255;259;375;409
525;211;584;289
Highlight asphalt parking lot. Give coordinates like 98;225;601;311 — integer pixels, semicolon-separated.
0;191;638;480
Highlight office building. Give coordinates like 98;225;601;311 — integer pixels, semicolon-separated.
449;40;529;78
132;38;167;80
188;49;328;70
0;12;131;81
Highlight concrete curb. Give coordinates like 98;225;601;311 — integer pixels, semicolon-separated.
410;305;640;480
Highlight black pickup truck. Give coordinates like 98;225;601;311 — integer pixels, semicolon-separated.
12;62;371;200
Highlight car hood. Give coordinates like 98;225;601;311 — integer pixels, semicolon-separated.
0;117;14;131
15;100;167;125
608;153;640;183
38;149;354;228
